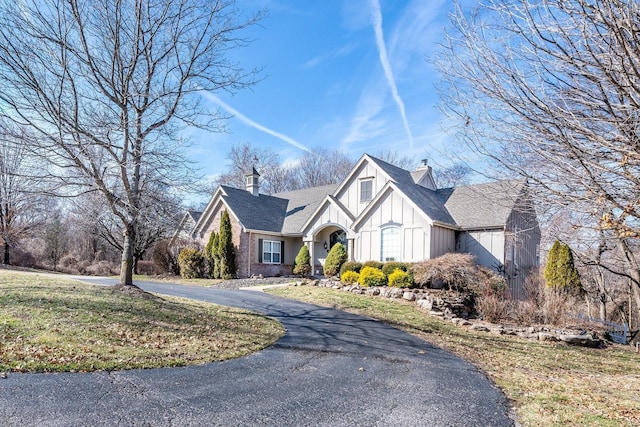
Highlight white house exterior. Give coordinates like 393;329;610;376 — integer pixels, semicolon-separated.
186;154;540;298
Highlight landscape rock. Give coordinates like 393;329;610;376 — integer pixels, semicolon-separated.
471;324;490;332
365;287;380;296
416;299;432;311
558;334;601;348
538;332;560;342
403;291;416;301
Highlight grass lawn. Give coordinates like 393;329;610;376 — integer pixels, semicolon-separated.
0;270;283;372
270;286;640;427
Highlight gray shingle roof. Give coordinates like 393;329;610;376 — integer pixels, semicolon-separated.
219;185;289;232
187;210;202;223
211;157;524;235
274;184;339;234
438;180;525;229
367;156;456;225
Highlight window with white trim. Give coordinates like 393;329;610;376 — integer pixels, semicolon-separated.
380;226;400;262
262;240;281;264
360;179;373;202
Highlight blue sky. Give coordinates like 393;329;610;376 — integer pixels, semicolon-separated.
189;0;470;181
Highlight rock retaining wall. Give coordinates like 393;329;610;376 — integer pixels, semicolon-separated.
295;278;603;348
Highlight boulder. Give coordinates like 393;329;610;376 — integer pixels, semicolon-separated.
538;332;560;342
403;291;416;301
558;334;601;348
416;298;433;311
365;287;380;296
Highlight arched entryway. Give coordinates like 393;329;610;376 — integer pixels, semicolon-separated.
308;224;352;276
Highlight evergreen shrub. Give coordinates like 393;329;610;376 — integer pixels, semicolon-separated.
358;266;387;287
293;245;311;277
324;243;347;277
339;261;362;276
178;248;205;279
387;269;413;288
362;260;383;270
340;270;359;285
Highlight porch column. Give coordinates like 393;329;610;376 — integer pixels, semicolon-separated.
308;241;315;276
348;238;355;262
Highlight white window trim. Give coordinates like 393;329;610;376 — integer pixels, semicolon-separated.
262;240;282;264
380;225;401;262
360;178;373;203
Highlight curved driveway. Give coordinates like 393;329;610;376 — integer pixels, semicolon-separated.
1;279;514;426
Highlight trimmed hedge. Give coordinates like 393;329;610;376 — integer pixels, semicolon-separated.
340;270;359;285
362;260;383;270
340;261;362;276
381;261;409;276
387;269;412;288
358;266;387;287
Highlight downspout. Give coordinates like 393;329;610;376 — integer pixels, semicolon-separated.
248;231;251;278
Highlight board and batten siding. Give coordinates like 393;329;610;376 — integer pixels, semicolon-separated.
354;188;432;262
505;198;541;299
457;229;505;268
302;201;353;241
429;226;456;259
335;161;390;218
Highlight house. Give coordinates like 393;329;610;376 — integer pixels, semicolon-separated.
170;210;202;246
188;154;540;299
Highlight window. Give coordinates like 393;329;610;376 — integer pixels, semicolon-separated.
360;179;373;202
380;226;400;262
329;230;347;254
262;240;281;264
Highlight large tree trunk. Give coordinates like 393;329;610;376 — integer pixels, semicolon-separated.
618;240;640;329
119;224;135;286
3;241;9;265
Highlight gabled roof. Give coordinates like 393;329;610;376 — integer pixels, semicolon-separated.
218;185;289;232
366;156;456;225
188;154;530;238
187;210;202;223
274;184;339;234
438;180;526;229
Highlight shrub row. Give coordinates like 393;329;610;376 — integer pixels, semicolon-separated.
339;261;413;288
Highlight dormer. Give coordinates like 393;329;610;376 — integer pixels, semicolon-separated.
245;167;260;196
411;159;437;190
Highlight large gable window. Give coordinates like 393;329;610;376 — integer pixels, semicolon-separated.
360;178;373;203
380;226;400;262
260;239;283;264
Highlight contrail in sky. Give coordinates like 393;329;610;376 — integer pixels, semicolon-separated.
370;0;414;148
201;91;311;153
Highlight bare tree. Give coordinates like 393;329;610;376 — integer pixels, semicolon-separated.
72;181;182;274
0;125;49;264
294;148;354;188
213;143;297;194
0;0;260;287
214;144;354;194
436;0;640;323
374;150;417;170
432;163;472;188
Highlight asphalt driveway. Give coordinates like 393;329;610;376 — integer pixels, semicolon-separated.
0;278;514;426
